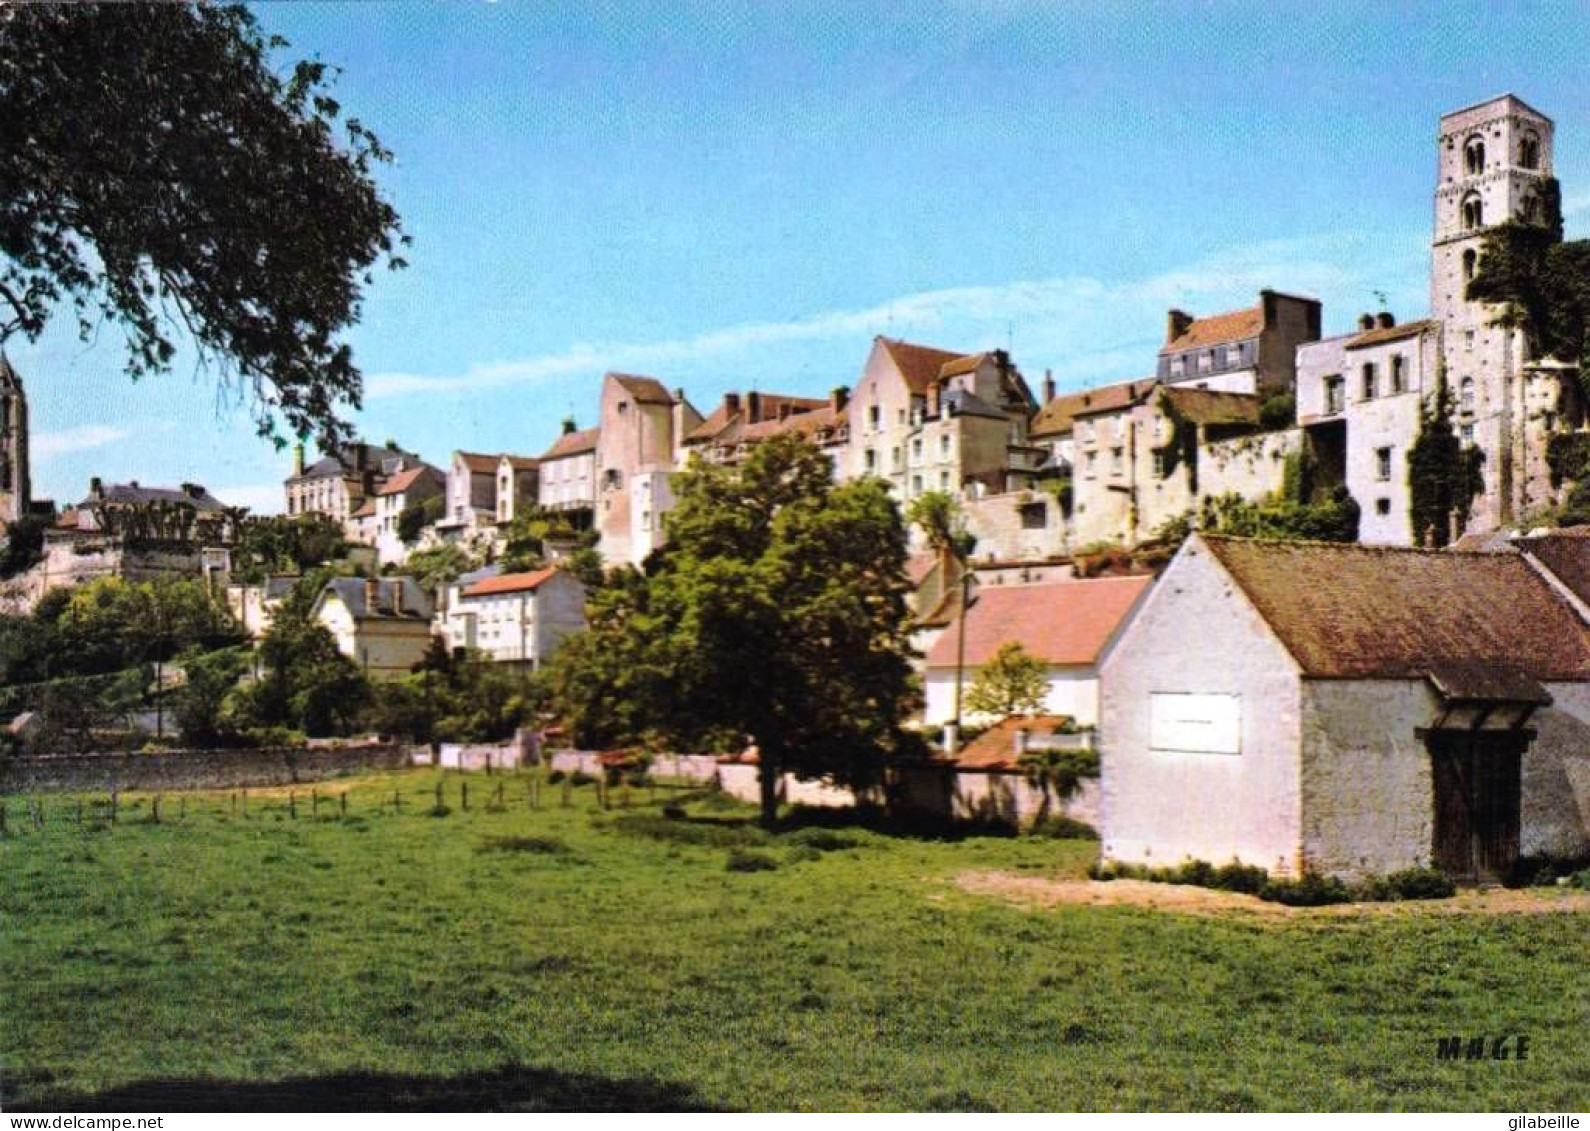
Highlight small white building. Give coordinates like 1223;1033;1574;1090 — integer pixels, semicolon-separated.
1100;533;1590;882
312;576;435;680
447;567;586;671
537;421;599;513
373;464;444;567
922;573;1153;726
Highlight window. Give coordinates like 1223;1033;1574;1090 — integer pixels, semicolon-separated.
1459;376;1476;415
1198;351;1213;373
1110;447;1124;475
864;448;876;472
898;409;906;425
1325;375;1344;414
617;401;628;415
1084;451;1097;478
911;438;922;464
1462;193;1484;231
911;474;922;495
603;469;622;490
1361;363;1377;400
1375;498;1391;516
1153;413;1165;441
1019;502;1047;530
1520;132;1540;170
1543;411;1557;433
1519;193;1541;223
939;471;950;490
1079;419;1093;443
1465;329;1475;351
867;405;880;430
891;446;902;471
1462;248;1478;282
1464;136;1486;175
1375;447;1393;481
1152;450;1167;478
1170;355;1185;378
1460;423;1475;445
1390;354;1407;393
939;434;951;458
1226;345;1244;367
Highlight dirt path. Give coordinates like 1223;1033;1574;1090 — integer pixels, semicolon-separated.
953;870;1590;920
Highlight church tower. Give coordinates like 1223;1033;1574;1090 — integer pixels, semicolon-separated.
0;356;27;525
1431;94;1557;530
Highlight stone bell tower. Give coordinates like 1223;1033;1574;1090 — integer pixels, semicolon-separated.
1431;94;1557;529
0;355;29;524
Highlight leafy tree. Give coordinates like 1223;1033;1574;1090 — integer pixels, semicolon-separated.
0;2;406;446
401;543;480;594
396;495;444;546
171;646;250;747
232;514;347;582
1197;488;1360;544
57;576;243;674
964;642;1049;719
1018;745;1100;820
238;611;370;737
556;546;606;591
0;514;47;579
498;506;599;574
905;490;976;560
1407;384;1484;547
549;436;920;827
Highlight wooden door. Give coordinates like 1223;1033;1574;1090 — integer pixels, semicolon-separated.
1429;730;1524;882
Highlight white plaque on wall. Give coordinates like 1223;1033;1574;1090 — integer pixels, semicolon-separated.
1149;692;1242;754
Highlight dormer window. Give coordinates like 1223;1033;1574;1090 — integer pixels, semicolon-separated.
1169;355;1185;378
1198;351;1213;373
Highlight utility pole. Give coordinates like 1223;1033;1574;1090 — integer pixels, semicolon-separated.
948;552;971;756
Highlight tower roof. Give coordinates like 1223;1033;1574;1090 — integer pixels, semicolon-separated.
1440;93;1552;127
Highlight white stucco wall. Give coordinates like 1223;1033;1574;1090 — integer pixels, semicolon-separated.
1099;538;1306;875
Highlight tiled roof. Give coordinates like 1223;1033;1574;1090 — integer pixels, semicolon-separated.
455;451;501;474
320;576;432;621
375;465;441;496
938;353;988;379
879;337;969;395
1519;531;1590;608
462;567;560;598
1201;535;1590;680
1158;386;1262;426
1161;306;1265;354
739;403;843;443
1346;319;1439;350
349;498;376;519
924;575;1152;668
541;427;600;460
612;373;676;405
952;715;1078;771
1032;379;1155;435
685;403;737;444
81;483;226;511
685;394;830;445
287;442;421;484
500;455;540;472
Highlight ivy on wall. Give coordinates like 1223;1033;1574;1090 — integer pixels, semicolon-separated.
1407;382;1485;547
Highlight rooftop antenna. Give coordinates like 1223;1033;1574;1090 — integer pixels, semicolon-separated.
1372;288;1389;308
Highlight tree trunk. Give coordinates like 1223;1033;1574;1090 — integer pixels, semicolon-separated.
758;750;779;830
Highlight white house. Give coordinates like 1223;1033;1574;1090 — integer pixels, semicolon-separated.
1099;533;1590;883
312;576;435;680
373;464;444;567
447;567;586;671
537;421;599;514
922;573;1152;726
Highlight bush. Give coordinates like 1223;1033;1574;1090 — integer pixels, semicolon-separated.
1504;852;1590;888
1260;872;1351;907
1025;816;1099;840
725;848;779;873
1212;860;1270;894
1377;867;1455;901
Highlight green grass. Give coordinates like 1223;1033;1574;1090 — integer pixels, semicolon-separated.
2;770;1587;1111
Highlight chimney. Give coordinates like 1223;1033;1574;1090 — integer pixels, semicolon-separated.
89;476;102;498
1260;288;1278;327
181;482;203;499
365;577;381;613
723;391;741;416
1358;313;1375;332
292;443;305;477
1043;369;1056;403
746;390;762;423
1376;311;1396;330
926;381;942;419
830;386;849;414
128;480;138;490
354;444;368;472
392;580;405;615
561;417;576;435
1167;309;1194;345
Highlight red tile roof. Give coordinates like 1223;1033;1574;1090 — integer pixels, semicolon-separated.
500;455;540;472
924;575;1153;668
952;715;1077;771
879;337;969;395
938;352;988;379
738;403;842;443
1031;379;1155;436
462;568;560;598
1346;318;1439;350
455;451;501;474
1519;532;1590;609
1202;535;1590;680
375;465;438;496
349;498;376;519
1158;386;1262;426
612;373;676;405
541;427;600;460
1161;306;1265;355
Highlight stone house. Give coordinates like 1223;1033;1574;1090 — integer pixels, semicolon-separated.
439;451;504;535
312;576;434;680
536;420;599;516
1158;290;1321;396
922;573;1152;727
1099;534;1590;882
1296;315;1442;545
495;455;540;524
446;567;586;671
594;373;702;567
373;463;445;567
283;440;422;524
681;390;836;465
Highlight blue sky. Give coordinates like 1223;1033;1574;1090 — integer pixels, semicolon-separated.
15;1;1590;513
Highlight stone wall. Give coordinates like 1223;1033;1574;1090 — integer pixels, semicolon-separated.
963;490;1068;561
0;743;409;794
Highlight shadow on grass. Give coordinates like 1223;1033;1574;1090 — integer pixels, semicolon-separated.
617;800;1019;844
9;1063;734;1112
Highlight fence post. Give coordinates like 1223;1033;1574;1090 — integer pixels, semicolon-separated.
152;796;161;825
495;781;504;809
561;776;571;808
394;789;402;814
289;791;297;820
434;781;444;812
312;788;320;818
242;789;248;818
110;791;118;825
341;791;348;818
231;792;237;817
486;753;494;776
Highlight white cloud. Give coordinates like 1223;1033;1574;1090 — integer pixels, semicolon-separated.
32;424;131;460
212;483;284;515
366;227;1429;401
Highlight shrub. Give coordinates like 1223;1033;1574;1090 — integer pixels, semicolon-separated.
1026;816;1099;840
725;848;779;873
1379;867;1455;901
1260;872;1350;907
614;813;768;848
1212;860;1270;895
784;844;822;864
1504;852;1590;888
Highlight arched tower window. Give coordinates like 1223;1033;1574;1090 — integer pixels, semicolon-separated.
1461;193;1484;231
1518;192;1541;223
1464;137;1486;175
1462;248;1478;282
1459;376;1476;415
1520;132;1540;170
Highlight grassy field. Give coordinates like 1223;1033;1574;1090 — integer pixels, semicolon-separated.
2;769;1587;1112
